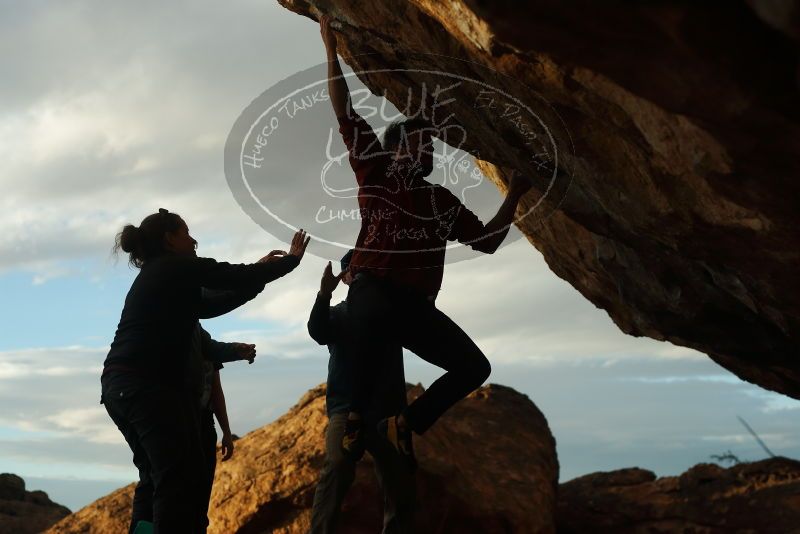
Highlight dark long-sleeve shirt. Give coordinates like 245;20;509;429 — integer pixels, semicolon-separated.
338;111;489;298
199;286;264;319
307;292;406;421
200;325;241;365
104;253;299;389
191;323;240;409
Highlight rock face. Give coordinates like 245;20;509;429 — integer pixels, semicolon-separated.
276;0;800;399
0;473;71;534
47;383;559;533
45;483;134;534
556;457;800;533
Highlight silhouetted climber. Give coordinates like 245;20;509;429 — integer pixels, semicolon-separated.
320;15;533;463
101;208;309;534
307;250;413;534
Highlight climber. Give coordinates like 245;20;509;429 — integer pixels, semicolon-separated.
320;13;533;464
102;208;310;534
307;250;414;534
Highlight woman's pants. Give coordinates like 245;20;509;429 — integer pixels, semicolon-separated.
102;374;206;534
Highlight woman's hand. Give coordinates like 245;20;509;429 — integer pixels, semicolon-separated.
232;342;256;364
289;229;311;260
258;250;287;263
221;432;235;461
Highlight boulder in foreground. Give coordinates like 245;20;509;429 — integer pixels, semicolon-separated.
47;383;559;533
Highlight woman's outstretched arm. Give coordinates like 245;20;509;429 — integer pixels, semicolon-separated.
187;229;310;291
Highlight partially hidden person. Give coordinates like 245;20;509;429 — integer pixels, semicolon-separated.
307;250;414;534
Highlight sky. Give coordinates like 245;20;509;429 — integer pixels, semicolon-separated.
1;0;799;513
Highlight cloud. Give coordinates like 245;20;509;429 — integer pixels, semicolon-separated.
0;346;105;380
0;0;323;279
742;389;800;413
0;346;121;444
217;325;320;361
43;407;122;444
0;435;132;473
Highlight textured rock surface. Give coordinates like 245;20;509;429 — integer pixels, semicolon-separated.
46;483;134;534
47;383;558;534
0;473;71;534
556;457;800;534
277;0;800;398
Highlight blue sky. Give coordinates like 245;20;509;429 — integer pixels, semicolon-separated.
1;0;799;513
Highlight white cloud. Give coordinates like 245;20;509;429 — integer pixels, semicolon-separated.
43;407;123;445
0;0;323;280
0;346;114;439
743;389;800;413
218;325;320;361
0;346;105;380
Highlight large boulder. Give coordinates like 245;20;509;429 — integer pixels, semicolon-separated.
47;383;559;533
0;473;71;534
276;0;800;399
556;457;800;533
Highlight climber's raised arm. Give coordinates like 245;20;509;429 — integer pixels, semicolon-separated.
448;171;533;254
478;172;532;253
320;14;385;180
320;14;349;119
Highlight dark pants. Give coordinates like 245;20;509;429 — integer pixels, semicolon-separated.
347;274;491;434
199;408;217;531
102;375;206;534
310;413;415;534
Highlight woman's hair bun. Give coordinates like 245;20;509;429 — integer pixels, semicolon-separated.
117;224;141;254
